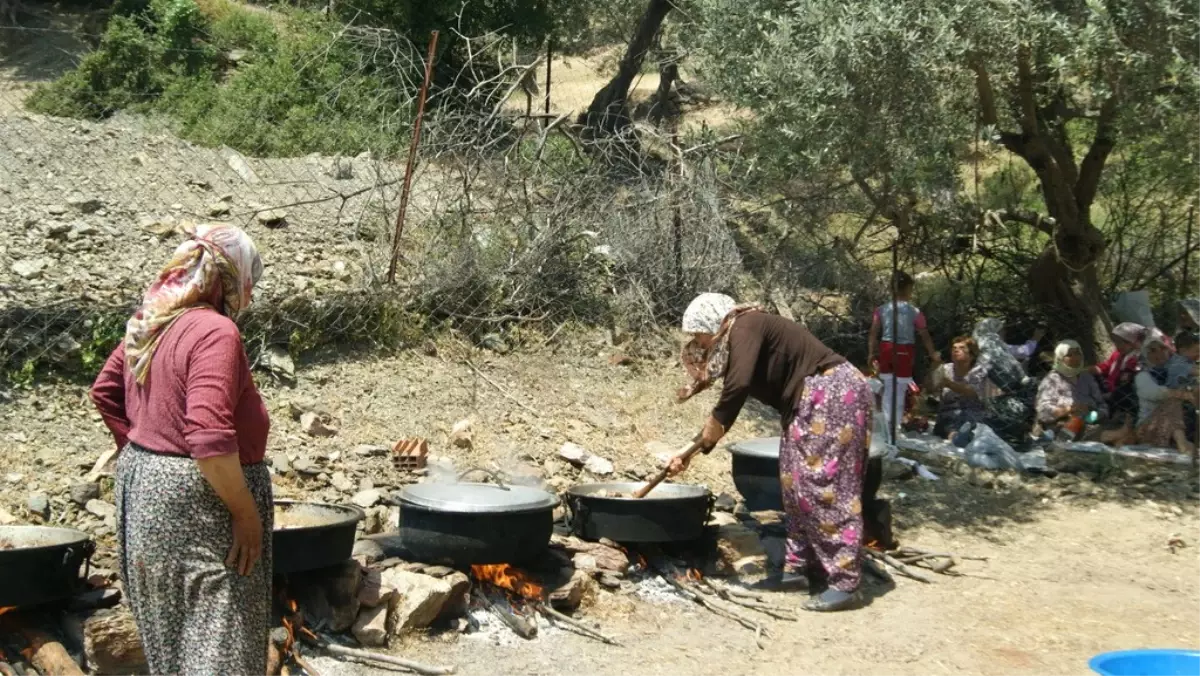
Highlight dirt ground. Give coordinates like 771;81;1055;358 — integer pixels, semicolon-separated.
3;340;1198;675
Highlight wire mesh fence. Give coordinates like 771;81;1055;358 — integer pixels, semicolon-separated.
0;1;1196;453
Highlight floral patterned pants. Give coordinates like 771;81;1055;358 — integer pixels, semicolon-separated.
779;362;872;592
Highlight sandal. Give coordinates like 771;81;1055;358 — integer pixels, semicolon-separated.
752;570;811;592
802;588;862;612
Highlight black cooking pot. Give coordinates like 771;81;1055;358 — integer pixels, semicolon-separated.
566;482;712;543
0;525;94;608
398;478;557;567
273;501;364;574
728;437;783;512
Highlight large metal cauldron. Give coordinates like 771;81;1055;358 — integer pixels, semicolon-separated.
397;479;558;567
566;482;712;543
727;437;783;512
273;500;364;574
0;525;94;608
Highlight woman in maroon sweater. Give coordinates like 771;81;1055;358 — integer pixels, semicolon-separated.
670;293;872;612
90;223;271;675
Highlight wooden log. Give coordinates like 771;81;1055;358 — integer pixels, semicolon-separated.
299;633;454;675
266;642;283;676
82;606;147;675
0;662;16;676
22;629;85;676
478;590;537;639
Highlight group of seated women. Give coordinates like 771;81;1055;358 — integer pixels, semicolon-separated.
925;307;1199;455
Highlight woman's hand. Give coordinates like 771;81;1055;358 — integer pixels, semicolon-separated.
699;415;725;450
227;511;263;576
667;453;693;476
196;453;263;577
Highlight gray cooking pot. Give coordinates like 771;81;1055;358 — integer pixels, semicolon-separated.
727;437;784;512
397;478;558;566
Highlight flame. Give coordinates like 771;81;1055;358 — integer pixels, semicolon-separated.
471;564;543;600
279;599;298;656
686;568;702;581
0;606;14;617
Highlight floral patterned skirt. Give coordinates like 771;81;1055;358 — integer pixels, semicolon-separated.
116;444;273;676
779;362;872;592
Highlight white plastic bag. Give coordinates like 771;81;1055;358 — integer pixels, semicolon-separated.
1113;290;1157;329
963;424;1022;470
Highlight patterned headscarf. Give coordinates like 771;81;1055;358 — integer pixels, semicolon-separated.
1111;322;1146;346
678;294;762;403
125;223;263;383
681;293;737;334
1053;340;1085;378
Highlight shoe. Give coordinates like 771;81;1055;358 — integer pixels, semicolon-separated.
802;588;862;612
751;570;811;592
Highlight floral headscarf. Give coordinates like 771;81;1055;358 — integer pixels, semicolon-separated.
125;223;263;383
1140;329;1193;388
678;293;761;402
1053;340;1085;378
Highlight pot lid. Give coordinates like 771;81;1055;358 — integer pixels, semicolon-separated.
399;482;558;513
0;525;91;553
727;437;781;458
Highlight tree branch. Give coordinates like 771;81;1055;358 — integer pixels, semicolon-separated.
1015;45;1039;136
971;58;999;127
1075;94;1120;211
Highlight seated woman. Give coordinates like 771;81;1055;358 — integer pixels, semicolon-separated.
932;336;993;438
1035;340;1107;440
1135;330;1199;454
1095;323;1146;422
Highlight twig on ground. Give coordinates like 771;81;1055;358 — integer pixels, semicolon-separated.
894;547;989;562
299;632;455;675
536;604;621;645
866;549;933;583
697;579;796;621
463;360;539;416
651;560;769;639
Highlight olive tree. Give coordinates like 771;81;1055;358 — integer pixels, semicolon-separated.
684;0;1198;356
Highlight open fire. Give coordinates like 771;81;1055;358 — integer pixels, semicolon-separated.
470;564;543;601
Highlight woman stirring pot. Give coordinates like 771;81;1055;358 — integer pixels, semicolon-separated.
668;293;873;612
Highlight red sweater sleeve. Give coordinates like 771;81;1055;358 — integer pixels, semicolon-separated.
90;343;130;450
183;323;247;459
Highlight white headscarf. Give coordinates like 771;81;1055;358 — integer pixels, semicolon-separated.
681;293;736;334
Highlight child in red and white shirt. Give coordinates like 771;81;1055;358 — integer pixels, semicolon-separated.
867;270;940;440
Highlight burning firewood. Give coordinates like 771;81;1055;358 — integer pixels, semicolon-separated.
475;587;537;640
20;628;85;676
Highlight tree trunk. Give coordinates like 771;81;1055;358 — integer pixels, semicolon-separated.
1027;209;1112;363
579;0;673;137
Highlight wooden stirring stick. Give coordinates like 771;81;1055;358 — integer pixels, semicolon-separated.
632;439;704;498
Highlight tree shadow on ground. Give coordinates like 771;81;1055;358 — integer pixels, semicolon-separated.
885;458;1197;539
0;3;96;87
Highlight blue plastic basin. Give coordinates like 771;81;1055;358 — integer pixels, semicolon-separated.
1089;649;1200;676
